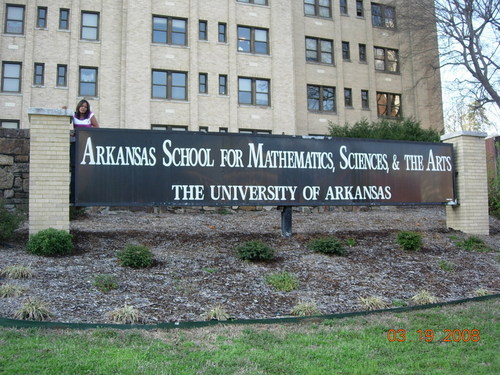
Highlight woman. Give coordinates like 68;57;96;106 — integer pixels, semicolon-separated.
73;99;99;128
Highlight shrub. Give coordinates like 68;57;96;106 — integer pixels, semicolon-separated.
14;298;52;321
117;244;154;268
204;304;230;321
456;236;490;252
410;290;437;305
0;284;27;298
396;231;422;251
0;201;23;242
236;240;275;261
473;288;492;297
307;237;347;256
108;304;142;324
265;271;299;292
0;265;33;279
359;296;388;310
26;228;73;256
93;274;119;293
438;260;455;272
290;301;320;316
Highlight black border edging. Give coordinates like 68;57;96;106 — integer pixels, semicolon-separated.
0;294;498;330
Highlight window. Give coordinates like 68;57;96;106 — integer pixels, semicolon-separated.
199;20;207;41
219;127;228;132
374;47;399;72
33;63;44;85
304;0;331;18
237;0;268;5
59;9;70;30
218;23;227;43
2;62;22;93
57;65;67;87
79;67;98;96
340;0;348;15
377;92;401;117
358;44;366;62
238;77;270;106
0;120;20;129
152;70;187;100
238;26;269;54
342;41;350;60
199;126;208;132
307;85;335;112
356;0;364;17
151;125;188;131
37;7;48;28
199;73;208;93
344;88;352;107
5;5;25;34
239;129;272;134
81;12;99;40
305;37;333;64
219;75;228;95
152;16;187;45
361;90;369;109
371;3;395;29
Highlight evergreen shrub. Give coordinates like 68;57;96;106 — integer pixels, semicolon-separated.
26;228;74;256
236;240;275;261
117;244;154;268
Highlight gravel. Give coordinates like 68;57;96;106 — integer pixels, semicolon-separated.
0;206;499;324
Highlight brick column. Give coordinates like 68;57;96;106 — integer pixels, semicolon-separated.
28;108;73;235
441;131;489;235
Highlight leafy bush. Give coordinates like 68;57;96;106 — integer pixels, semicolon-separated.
236;240;275;261
328;118;441;142
14;298;52;321
0;201;23;242
438;260;456;272
117;244;154;268
265;271;299;292
396;231;422;251
204;304;230;321
26;228;73;256
307;237;347;256
93;274;119;293
456;236;490;252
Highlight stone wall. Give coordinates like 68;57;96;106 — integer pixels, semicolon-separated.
0;128;30;211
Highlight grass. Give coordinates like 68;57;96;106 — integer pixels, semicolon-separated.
265;271;299;292
455;236;491;252
0;299;498;374
0;264;33;279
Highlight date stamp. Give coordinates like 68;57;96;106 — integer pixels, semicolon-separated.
387;329;480;342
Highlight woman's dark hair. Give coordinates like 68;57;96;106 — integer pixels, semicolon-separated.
74;99;91;120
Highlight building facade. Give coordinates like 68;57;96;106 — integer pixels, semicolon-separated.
1;0;443;135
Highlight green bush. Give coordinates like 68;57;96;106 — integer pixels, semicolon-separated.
456;236;490;252
307;237;347;256
26;228;73;256
0;201;23;242
396;231;422;251
93;274;119;293
328;118;441;142
488;174;500;218
265;271;299;292
117;244;154;268
236;240;275;261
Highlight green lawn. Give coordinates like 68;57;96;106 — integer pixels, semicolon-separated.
0;299;498;375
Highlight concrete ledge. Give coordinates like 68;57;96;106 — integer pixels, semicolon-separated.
441;131;488;141
28;108;73;117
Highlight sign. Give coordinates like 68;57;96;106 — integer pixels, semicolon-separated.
73;128;455;207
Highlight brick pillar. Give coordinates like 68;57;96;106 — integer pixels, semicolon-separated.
441;131;489;235
28;108;73;235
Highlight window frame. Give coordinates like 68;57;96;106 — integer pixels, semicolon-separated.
371;3;396;29
237;25;269;55
219;74;228;95
218;23;227;43
344;88;352;107
376;92;401;118
1;62;22;93
199;20;208;41
361;89;369;109
5;4;25;35
151;70;188;101
199;73;208;94
237;0;269;5
59;8;70;30
340;0;348;15
57;64;68;87
342;41;350;61
356;0;364;17
374;46;399;73
0;120;20;129
238;77;271;106
36;7;48;29
307;84;336;113
151;125;188;131
79;66;98;97
305;36;334;65
33;63;45;86
152;16;188;46
304;0;332;18
81;11;100;41
358;43;367;62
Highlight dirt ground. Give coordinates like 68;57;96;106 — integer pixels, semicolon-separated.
0;206;499;324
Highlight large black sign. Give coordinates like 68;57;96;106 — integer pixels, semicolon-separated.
73;128;455;207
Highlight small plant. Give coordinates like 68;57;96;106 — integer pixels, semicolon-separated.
410;290;438;305
117;244;154;268
14;298;52;321
202;267;219;274
204;304;230;321
290;301;320;316
108;304;142;324
391;299;408;307
473;288;492;297
0;284;27;298
396;231;422;251
456;236;490;252
236;240;275;261
438;260;455;272
359;296;389;310
0;201;23;242
345;238;357;248
217;208;233;215
93;274;119;293
265;271;299;292
26;228;73;256
307;237;347;256
0;265;33;279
